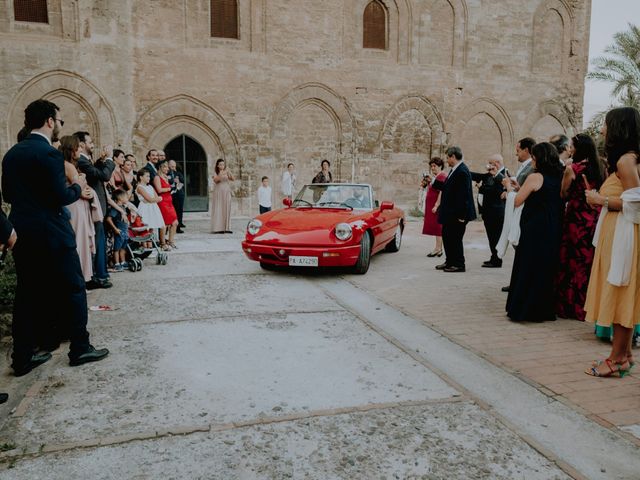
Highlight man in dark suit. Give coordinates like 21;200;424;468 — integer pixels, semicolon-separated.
471;154;506;268
143;149;159;182
75;131;115;289
436;146;477;273
2;100;109;375
168;159;186;232
0;189;17;400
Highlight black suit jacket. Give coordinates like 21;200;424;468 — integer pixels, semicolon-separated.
0;191;13;244
471;170;506;217
77;153;115;217
438;162;477;224
1;133;81;249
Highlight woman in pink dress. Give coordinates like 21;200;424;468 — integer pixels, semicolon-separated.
422;157;447;257
153;160;178;250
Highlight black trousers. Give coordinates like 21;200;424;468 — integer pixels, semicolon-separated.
172;193;185;226
259;205;272;214
483;213;504;264
442;220;467;268
11;238;90;366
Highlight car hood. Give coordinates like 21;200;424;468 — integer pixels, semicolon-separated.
262;208;364;232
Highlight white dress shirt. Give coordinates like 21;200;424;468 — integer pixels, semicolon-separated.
258;185;272;208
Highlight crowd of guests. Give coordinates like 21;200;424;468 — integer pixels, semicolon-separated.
421;107;640;378
0;100;190;384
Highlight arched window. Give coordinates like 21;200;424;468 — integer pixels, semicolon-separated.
211;0;238;39
14;0;48;23
363;1;386;50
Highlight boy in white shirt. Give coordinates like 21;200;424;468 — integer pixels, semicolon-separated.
258;176;272;214
281;163;296;199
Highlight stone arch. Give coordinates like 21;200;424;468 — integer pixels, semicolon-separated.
525;100;577;141
271;83;355;183
417;0;467;67
132;95;244;213
531;0;573;74
6;69;117;149
453;97;514;169
377;95;445;207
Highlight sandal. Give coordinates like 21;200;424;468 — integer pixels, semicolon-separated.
592;355;635;370
161;243;172;251
585;359;631;378
168;242;177;249
427;250;443;258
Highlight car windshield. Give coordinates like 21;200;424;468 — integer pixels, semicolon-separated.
293;184;372;210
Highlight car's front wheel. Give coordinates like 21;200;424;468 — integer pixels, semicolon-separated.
385;224;402;253
353;232;371;274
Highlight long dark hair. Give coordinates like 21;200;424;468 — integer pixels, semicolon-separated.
604;107;640;173
572;133;605;188
215;158;225;174
531;142;564;177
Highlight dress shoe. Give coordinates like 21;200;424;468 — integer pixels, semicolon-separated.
443;266;466;273
176;228;184;234
482;261;502;268
12;352;52;377
0;393;8;404
435;262;449;270
69;345;110;366
179;223;186;229
427;250;443;258
501;286;510;292
86;279;113;290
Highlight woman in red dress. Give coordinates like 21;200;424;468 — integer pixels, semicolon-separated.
555;133;606;321
153;160;179;250
422;157;448;257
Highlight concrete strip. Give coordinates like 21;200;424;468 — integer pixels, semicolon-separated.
319;278;640;480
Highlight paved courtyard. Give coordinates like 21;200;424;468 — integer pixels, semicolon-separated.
0;216;638;479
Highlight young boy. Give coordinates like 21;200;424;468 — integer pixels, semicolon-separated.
105;189;130;272
257;176;272;214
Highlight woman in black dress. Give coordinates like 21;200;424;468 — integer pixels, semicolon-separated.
505;142;564;322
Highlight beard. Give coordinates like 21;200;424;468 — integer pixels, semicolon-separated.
52;123;61;142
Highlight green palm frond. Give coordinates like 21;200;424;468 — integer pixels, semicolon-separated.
587;23;640;107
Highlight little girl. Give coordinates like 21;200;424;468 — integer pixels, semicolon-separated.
135;169;165;247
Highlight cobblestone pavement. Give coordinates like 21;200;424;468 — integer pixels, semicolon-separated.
0;215;638;479
349;220;640;442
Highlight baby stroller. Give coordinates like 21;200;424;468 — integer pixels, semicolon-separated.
125;215;169;271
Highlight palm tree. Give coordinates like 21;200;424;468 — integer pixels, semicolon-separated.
586;23;640;133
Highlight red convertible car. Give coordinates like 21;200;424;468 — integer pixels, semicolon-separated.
242;183;404;274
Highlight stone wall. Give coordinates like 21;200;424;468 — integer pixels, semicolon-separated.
0;0;592;214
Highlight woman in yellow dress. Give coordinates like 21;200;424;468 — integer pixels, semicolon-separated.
584;107;640;377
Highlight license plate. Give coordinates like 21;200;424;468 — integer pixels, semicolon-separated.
289;256;318;267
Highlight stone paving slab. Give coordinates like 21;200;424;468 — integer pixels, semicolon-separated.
89;272;341;327
0;403;569;480
2;311;456;449
349;221;640;439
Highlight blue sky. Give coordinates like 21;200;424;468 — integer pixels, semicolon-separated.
583;0;640;126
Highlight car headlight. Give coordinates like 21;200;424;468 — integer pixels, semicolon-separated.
247;219;262;235
335;223;352;241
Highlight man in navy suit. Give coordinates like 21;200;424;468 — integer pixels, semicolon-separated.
2;99;109;375
436;146;477;272
0;189;16;401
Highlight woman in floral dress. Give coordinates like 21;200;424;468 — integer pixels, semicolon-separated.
555;133;606;321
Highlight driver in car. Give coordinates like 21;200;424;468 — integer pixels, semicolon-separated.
345;188;369;208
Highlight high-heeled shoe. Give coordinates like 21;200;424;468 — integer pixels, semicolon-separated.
585;359;631;378
427;250;443;258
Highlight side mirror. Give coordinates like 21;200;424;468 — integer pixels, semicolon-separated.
380;201;394;211
283;198;292;207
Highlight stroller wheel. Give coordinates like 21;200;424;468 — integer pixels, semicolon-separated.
156;254;163;265
161;253;168;265
128;260;137;272
135;258;143;271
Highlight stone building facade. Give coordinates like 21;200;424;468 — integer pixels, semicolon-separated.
0;0;591;214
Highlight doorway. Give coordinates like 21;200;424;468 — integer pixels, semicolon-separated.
164;135;209;212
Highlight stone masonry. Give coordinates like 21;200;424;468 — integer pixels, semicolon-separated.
0;0;592;214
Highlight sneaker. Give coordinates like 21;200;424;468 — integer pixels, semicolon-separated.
113;264;124;272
